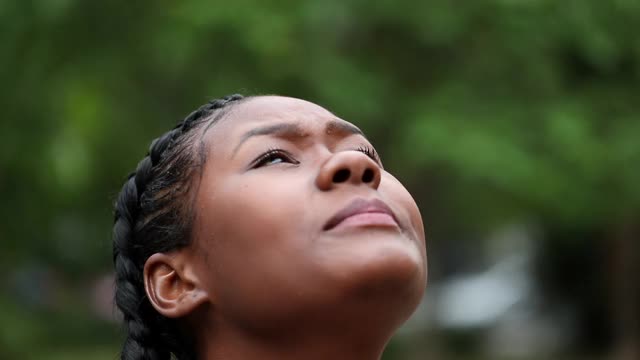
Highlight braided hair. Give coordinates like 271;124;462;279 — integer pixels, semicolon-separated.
112;94;245;360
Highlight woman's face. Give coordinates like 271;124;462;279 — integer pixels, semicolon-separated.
189;96;426;332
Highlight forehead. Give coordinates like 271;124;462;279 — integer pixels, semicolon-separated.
204;96;360;149
225;96;339;130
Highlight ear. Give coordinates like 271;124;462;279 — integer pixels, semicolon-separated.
144;252;209;318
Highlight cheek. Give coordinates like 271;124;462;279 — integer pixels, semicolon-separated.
201;175;304;257
381;172;426;245
194;173;313;306
380;172;429;291
231;174;311;229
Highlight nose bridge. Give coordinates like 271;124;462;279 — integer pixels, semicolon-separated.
315;151;381;191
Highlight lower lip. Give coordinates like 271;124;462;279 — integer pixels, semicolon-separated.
331;212;398;231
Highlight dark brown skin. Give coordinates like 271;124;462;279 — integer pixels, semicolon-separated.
143;96;427;360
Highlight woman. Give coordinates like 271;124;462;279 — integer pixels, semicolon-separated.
112;94;427;360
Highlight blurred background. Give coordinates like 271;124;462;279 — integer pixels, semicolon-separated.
1;0;639;359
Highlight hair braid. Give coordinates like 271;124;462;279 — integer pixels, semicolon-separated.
112;94;245;360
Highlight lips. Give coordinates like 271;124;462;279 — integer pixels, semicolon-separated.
323;198;399;231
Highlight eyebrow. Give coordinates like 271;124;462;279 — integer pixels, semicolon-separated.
232;120;364;156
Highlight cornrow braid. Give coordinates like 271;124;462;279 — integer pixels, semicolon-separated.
112;94;245;360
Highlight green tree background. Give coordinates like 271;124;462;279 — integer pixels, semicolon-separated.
1;0;638;359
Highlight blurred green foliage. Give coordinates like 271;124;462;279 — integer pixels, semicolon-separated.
1;0;638;359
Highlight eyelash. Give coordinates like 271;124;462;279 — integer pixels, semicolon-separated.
252;145;381;168
252;148;298;168
356;145;380;163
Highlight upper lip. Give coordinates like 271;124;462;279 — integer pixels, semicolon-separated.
323;198;398;231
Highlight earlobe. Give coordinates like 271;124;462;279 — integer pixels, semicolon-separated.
144;252;209;318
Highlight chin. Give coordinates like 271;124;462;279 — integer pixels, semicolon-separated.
318;241;427;335
329;232;427;310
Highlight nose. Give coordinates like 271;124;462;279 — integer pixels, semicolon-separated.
315;151;382;191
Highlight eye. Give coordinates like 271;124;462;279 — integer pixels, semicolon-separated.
356;145;381;164
252;148;299;168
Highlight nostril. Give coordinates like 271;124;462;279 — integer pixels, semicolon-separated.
362;168;374;183
333;169;350;183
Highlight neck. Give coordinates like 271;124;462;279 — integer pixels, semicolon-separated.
195;311;398;360
191;266;425;360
